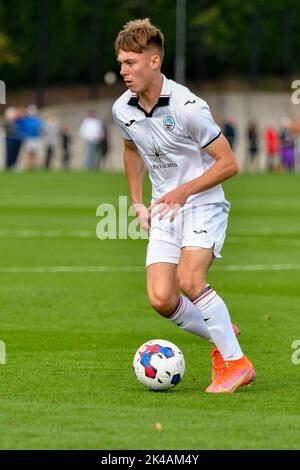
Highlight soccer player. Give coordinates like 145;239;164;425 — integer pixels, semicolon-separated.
112;19;255;393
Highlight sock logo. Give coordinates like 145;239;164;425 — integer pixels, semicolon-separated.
193;229;207;234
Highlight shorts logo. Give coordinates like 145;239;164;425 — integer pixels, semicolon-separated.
163;116;175;131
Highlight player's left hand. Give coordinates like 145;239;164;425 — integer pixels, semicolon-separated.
149;186;189;222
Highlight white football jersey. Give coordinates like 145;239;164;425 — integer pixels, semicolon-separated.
112;75;228;206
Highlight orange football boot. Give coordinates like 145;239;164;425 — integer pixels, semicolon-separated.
211;324;239;381
206;355;255;393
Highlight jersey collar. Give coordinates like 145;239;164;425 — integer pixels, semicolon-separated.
127;75;170;117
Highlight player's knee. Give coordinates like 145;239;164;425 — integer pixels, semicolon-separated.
178;275;206;298
148;292;175;317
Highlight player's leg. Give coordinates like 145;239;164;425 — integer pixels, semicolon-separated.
146;262;179;316
179;200;255;392
146;213;211;340
177;247;255;392
146;261;210;340
177;246;243;359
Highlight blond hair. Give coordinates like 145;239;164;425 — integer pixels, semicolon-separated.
115;18;164;58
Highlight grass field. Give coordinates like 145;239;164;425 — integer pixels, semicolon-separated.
0;171;300;450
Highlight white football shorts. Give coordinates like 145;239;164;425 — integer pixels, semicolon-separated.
146;202;230;267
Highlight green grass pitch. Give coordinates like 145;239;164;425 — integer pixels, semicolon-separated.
0;171;300;450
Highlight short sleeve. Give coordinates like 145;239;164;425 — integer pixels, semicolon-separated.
112;106;132;141
186;100;221;149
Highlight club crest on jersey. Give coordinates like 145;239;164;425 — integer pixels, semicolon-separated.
163;116;175;131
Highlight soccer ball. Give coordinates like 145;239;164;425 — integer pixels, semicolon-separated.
133;339;185;391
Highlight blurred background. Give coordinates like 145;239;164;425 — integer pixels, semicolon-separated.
1;0;300;173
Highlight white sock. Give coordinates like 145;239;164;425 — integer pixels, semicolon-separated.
169;295;211;340
193;286;243;361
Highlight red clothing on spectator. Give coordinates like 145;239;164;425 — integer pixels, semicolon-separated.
265;127;279;155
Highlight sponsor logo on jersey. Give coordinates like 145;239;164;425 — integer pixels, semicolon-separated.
144;138;178;170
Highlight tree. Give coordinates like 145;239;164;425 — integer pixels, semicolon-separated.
0;33;18;65
0;0;299;88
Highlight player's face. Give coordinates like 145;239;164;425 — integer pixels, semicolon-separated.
117;49;160;94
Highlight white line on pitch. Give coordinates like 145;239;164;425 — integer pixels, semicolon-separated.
0;231;300;245
0;230;94;238
227;237;300;246
0;264;300;273
0;266;145;273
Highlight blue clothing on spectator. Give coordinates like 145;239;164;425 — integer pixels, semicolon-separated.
21;116;43;138
15;117;28;140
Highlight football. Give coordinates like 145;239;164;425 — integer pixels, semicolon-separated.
133;339;185;391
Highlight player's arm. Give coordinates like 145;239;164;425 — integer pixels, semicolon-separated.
123;138;145;204
151;135;238;221
123;139;150;230
181;134;239;196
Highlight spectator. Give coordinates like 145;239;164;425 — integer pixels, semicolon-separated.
79;110;104;170
264;126;280;172
246;120;259;172
291;118;300;172
43;114;60;169
2;107;23;169
223;116;237;150
22;105;43;170
61;124;73;170
280;118;295;172
99;122;110;169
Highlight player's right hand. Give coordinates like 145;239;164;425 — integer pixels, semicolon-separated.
133;203;151;232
